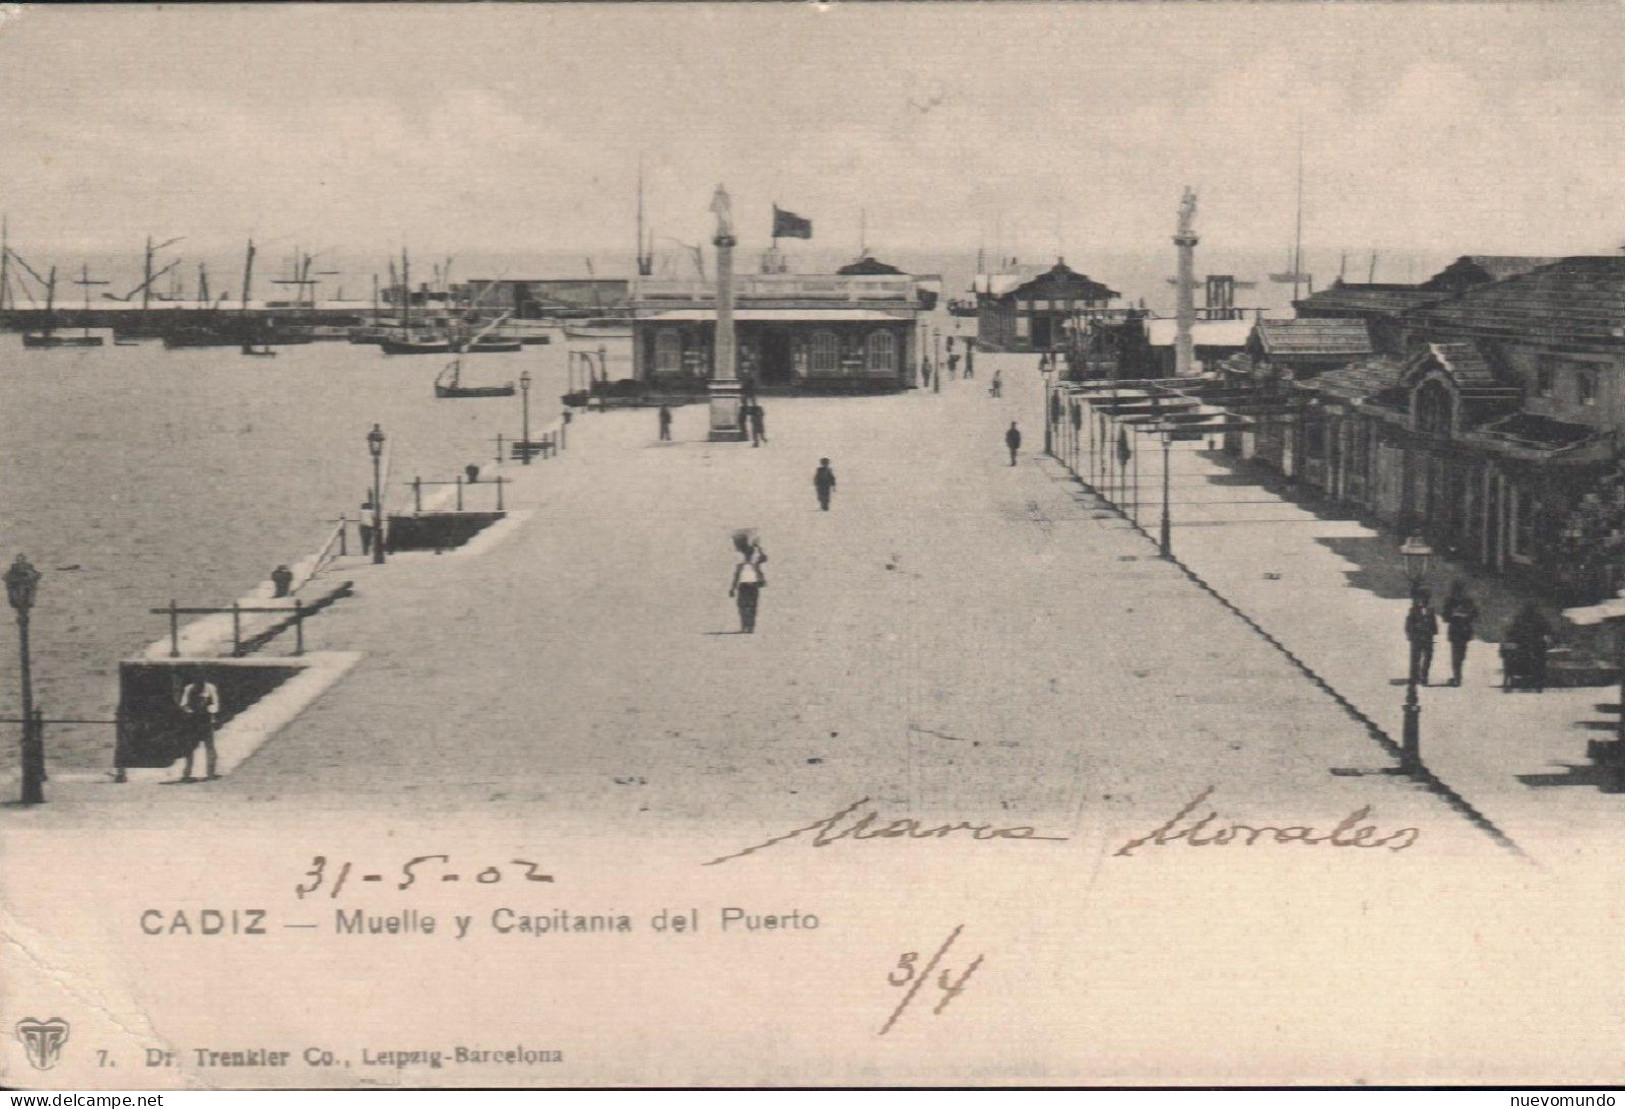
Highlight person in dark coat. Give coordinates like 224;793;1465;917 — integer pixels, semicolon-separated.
270;564;294;599
658;405;672;441
964;345;975;379
1005;421;1021;466
1405;589;1439;686
814;458;836;511
1502;603;1552;692
748;403;767;447
1441;580;1480;686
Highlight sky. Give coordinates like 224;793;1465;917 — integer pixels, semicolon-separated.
2;3;1624;280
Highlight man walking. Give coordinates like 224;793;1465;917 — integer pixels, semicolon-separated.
178;669;220;782
1405;589;1439;687
658;404;672;441
1441;580;1480;686
748;403;767;447
814;458;837;511
728;534;768;633
1005;421;1022;466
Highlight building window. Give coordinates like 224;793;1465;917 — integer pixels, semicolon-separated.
810;330;839;373
866;330;896;373
1579;369;1599;406
655;330;682;374
1537;363;1554;398
1015;315;1030;339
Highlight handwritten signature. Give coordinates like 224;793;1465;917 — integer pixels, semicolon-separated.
1114;786;1421;857
703;797;1069;866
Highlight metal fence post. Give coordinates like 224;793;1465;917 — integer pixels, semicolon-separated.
20;706;44;804
456;475;464;511
413;477;423;513
231;601;242;657
338;514;348;556
169;600;180;658
294;598;304;656
496;433;504;466
496;477;505;512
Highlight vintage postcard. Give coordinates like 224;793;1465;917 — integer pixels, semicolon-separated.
2;1;1624;1090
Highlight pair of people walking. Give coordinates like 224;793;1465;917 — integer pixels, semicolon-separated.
1406;582;1479;687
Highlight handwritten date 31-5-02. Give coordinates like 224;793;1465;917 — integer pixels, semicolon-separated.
296;856;555;899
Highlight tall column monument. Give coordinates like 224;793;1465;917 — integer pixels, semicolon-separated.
708;185;747;442
1173;187;1199;378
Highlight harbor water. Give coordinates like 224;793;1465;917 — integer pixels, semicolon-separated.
0;332;619;771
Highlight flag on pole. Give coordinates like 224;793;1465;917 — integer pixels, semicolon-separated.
772;205;813;240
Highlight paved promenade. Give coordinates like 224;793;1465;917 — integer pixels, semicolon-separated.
1053;385;1624;863
20;350;1506;862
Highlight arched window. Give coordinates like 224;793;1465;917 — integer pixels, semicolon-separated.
655;330;682;374
1416;379;1453;438
810;331;839;373
866;330;896;373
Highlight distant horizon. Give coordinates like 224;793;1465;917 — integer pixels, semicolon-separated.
3;5;1623;269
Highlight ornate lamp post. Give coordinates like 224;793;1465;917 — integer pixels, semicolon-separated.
1159;432;1174;558
519;370;533;465
1400;535;1434;773
5;554;43;804
367;424;387;564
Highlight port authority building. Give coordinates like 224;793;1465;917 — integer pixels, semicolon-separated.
629;271;924;394
1203;256;1625;602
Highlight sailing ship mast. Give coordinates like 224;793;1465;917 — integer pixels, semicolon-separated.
42;266;57;335
1291;129;1305;302
635;158;653;277
0;215;9;318
74;263;108;338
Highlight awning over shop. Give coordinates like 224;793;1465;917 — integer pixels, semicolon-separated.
638;308;908;322
1461;412;1609;457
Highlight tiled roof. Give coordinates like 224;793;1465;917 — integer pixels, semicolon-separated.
1407;256;1625;349
1294;283;1446;316
1255;317;1373;357
1302;357;1404;402
1461;256;1563;283
1472;412;1598;450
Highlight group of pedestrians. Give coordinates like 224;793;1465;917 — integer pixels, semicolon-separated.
656;401;768;445
1405;582;1554;691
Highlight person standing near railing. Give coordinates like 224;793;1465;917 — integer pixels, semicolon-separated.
178;669;220;782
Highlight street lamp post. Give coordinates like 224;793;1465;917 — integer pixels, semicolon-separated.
367;424;386;564
1400;535;1435;773
1159;433;1173;558
5;554;43;804
520;370;533;465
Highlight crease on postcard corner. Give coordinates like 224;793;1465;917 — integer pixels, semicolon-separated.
0;902;177;1086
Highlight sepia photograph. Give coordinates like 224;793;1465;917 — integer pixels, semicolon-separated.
3;0;1625;1092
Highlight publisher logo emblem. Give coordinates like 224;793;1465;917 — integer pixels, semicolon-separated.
16;1018;70;1071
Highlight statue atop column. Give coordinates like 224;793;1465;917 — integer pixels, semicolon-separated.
1176;187;1198;240
710;185;735;246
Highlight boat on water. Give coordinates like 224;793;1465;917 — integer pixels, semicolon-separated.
465;335;522;353
241;343;277;358
562;318;632;340
435;357;514;398
24;331;102;348
22;265;105;348
382;332;456;355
